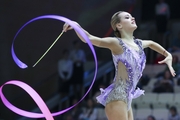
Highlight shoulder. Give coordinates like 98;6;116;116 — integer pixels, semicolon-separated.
98;37;120;49
135;38;146;48
136;39;154;48
105;37;122;47
92;36;123;54
135;38;143;44
108;37;124;54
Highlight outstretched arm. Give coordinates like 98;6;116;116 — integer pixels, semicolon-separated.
63;21;117;50
142;40;176;77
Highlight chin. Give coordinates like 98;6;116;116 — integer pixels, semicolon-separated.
133;25;137;30
131;26;137;31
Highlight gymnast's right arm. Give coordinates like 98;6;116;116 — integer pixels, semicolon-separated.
63;21;117;50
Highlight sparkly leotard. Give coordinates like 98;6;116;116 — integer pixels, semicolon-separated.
96;37;146;111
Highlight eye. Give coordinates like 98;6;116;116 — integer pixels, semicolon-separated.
125;16;129;19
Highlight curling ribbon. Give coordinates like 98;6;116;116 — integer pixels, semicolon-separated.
0;15;98;119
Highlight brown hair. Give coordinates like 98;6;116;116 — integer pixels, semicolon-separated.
110;11;124;38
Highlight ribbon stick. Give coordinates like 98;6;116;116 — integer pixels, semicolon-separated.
33;31;64;67
0;15;98;119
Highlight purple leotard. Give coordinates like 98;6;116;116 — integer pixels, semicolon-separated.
96;37;146;111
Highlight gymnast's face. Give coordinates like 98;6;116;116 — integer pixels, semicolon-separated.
117;12;137;31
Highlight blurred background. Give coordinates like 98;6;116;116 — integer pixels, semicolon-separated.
1;0;180;120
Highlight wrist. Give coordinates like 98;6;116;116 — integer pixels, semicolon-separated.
163;50;170;57
166;52;172;59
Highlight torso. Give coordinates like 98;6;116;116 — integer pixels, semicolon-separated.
112;37;146;89
96;37;146;110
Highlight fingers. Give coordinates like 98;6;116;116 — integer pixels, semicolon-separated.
171;70;176;77
158;58;176;77
169;66;176;77
158;60;165;64
63;23;68;32
63;23;73;32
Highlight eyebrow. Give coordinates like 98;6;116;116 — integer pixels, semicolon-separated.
124;14;133;18
125;14;131;17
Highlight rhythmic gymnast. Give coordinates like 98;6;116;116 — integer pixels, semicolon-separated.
63;11;176;120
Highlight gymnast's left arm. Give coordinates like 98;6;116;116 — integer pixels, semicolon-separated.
141;40;176;77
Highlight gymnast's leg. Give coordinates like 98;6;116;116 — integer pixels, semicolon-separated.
105;100;128;120
128;107;134;120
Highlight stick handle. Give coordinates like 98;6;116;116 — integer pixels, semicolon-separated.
33;31;64;67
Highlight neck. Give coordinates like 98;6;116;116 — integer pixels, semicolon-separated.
120;31;134;42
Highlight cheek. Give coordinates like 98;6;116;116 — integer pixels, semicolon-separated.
121;20;131;27
121;20;129;24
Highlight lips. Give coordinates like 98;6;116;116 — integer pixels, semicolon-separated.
131;21;136;24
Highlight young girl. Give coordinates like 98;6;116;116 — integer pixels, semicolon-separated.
63;11;176;120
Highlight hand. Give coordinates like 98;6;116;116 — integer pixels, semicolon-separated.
63;22;73;32
63;21;79;32
158;55;176;77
